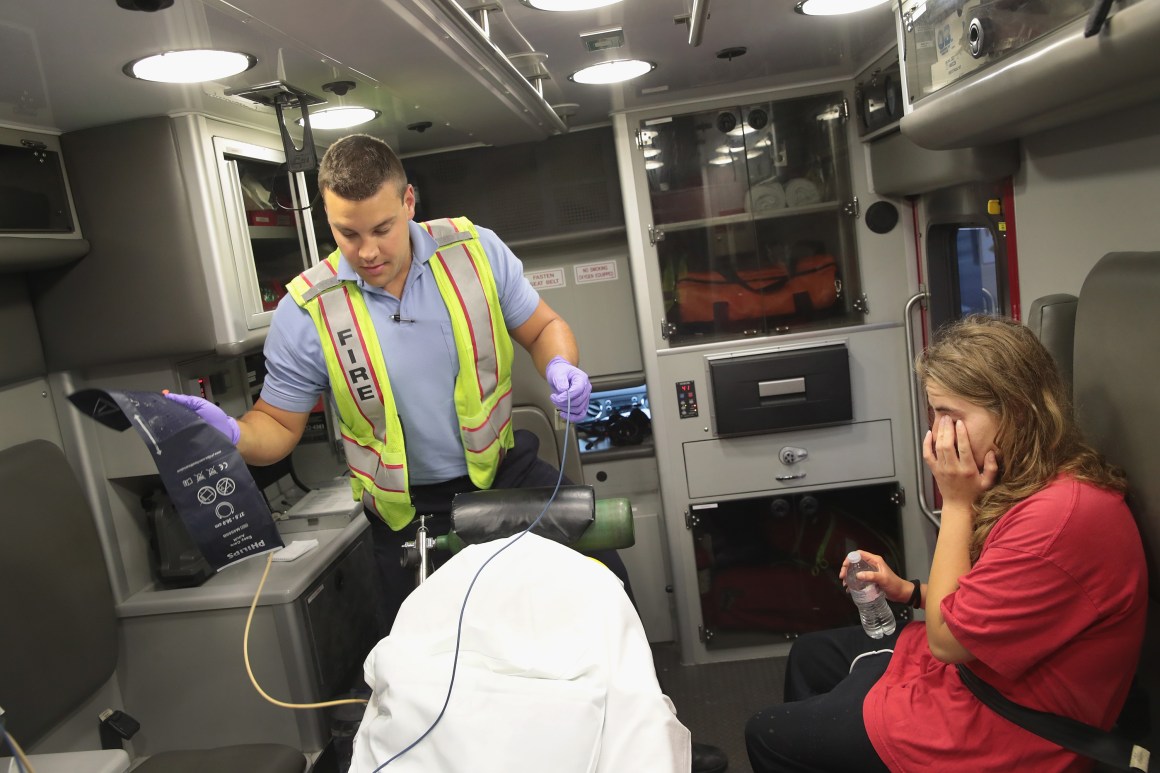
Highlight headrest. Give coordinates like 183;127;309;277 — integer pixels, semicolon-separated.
1026;293;1078;394
451;485;595;546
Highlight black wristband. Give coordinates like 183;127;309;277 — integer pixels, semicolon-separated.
908;580;923;609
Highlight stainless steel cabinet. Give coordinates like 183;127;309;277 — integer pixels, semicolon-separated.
899;0;1101;105
39;115;327;370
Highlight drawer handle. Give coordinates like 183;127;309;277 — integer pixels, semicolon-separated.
759;377;806;399
775;473;806;481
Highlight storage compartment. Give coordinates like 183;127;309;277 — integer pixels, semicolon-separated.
683;419;894;499
896;0;1160;149
117;522;380;754
639;91;864;347
215;135;334;325
900;0;1094;104
707;342;851;437
576;383;652;454
0;126;88;272
690;482;904;649
0;140;74;233
302;535;386;698
31;116;329;371
855;50;903;138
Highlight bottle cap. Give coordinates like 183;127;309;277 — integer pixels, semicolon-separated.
847;550;862;563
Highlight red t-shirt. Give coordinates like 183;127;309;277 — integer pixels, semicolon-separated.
864;476;1146;772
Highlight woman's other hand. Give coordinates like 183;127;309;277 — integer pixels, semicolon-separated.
923;416;999;510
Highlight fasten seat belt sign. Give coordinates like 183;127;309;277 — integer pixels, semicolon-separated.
69;388;283;571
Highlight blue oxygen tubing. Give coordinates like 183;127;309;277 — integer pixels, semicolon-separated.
371;398;575;771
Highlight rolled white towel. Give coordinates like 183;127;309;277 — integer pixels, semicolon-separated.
784;177;821;207
745;180;786;213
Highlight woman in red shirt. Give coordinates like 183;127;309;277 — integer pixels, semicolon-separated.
745;315;1147;773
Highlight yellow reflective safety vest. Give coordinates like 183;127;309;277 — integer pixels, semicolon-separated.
285;217;515;529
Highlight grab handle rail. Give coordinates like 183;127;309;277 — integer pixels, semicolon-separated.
905;290;941;529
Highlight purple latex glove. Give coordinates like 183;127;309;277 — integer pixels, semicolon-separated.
546;356;592;423
163;392;241;445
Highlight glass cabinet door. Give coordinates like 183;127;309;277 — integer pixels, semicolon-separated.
640;92;863;347
692;483;904;649
215;137;328;329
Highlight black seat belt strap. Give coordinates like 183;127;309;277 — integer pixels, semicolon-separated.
956;664;1150;772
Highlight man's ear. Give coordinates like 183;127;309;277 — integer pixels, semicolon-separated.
403;184;417;219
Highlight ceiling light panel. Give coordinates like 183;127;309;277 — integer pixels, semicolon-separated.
123;49;256;83
297;106;380;130
520;0;624;10
569;59;655;85
794;0;890;15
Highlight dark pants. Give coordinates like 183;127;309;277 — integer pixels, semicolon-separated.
745;624;905;773
366;429;634;632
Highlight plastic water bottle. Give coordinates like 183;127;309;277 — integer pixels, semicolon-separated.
846;550;896;639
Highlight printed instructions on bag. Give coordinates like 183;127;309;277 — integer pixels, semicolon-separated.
68;388;283;571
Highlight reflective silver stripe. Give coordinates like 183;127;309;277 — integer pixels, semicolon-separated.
462;388;512;454
361;490;380;517
343;436;406;493
425;218;473;248
434;244;500;398
315;286;388;443
298;261;342;302
373;460;406;494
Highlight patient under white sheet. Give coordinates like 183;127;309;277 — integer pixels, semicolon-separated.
349;533;692;773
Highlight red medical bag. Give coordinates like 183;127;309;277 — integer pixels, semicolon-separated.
675;254;839;323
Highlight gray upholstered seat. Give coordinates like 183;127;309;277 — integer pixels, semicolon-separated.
0;439;306;773
1034;251;1160;757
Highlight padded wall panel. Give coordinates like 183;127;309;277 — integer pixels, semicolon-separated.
33;117;218;370
0;277;46;386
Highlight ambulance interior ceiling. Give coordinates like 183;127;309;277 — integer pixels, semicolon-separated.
0;0;896;153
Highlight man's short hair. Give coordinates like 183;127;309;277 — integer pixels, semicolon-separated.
317;134;408;201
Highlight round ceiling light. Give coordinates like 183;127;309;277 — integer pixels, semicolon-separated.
794;0;890;15
569;59;656;85
123;49;256;83
520;0;623;8
297;106;381;130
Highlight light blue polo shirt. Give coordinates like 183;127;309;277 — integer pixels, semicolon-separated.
260;220;541;484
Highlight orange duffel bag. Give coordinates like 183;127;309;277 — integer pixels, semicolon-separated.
675;254;839;323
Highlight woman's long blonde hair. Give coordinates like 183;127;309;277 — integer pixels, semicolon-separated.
916;315;1126;563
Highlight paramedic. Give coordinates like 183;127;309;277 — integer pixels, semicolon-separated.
167;132;628;628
